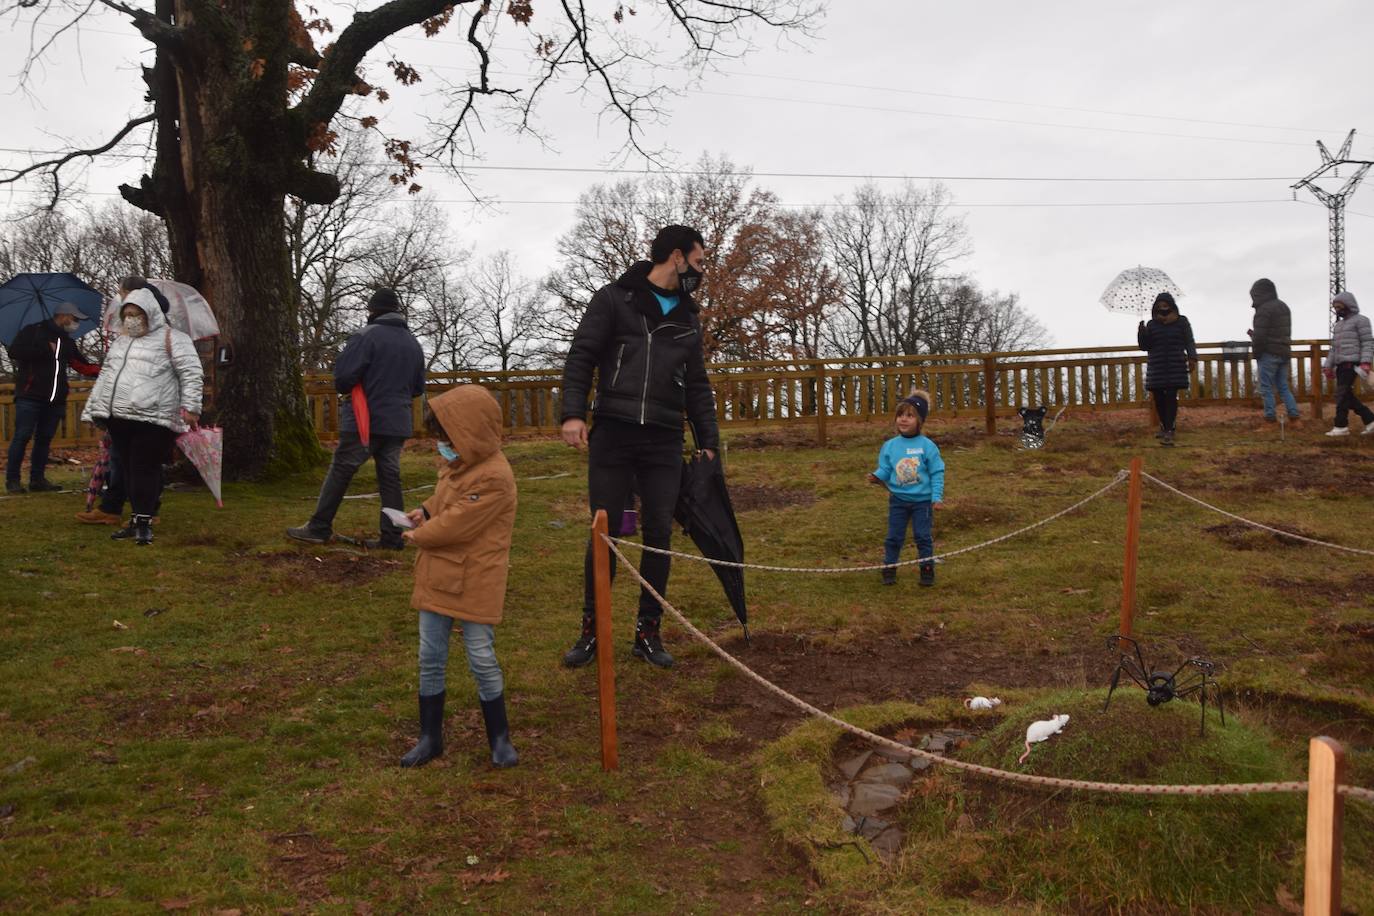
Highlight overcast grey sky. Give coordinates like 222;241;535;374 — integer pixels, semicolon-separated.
3;0;1372;349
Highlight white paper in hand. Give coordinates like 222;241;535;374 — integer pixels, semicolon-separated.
382;507;416;530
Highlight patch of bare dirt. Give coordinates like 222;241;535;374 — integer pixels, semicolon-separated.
246;549;406;586
265;829;349;904
730;484;817;512
1203;521;1318;550
704;629;1110;746
1221;449;1374;495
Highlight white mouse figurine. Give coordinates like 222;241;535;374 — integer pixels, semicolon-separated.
964;696;1003;710
1017;714;1070;764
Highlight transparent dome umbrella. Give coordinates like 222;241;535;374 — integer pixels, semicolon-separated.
1099;267;1184;316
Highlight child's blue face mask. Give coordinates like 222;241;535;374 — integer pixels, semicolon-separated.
437;441;459;462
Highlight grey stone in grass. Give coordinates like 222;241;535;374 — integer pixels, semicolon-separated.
908;755;935;773
870;826;905;858
849;782;902;817
873;740;915;762
836;750;873;781
4;756;37;776
830;784;852;808
853;815;890;840
857;763;914;788
840;814;857;834
920;733;951;754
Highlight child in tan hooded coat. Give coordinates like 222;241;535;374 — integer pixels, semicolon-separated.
399;384;518;768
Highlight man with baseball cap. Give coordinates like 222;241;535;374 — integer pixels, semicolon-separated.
5;302;100;493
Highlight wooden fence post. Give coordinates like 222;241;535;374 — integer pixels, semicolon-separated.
982;356;997;435
1310;342;1325;421
814;361;828;447
591;510;619;772
1119;457;1144;642
1304;736;1346;915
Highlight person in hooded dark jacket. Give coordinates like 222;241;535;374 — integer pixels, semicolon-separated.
5;302;100;493
1137;292;1197;446
559;224;721;670
286;288;426;548
1247;278;1301;425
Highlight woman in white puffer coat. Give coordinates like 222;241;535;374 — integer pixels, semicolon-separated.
82;288;204;544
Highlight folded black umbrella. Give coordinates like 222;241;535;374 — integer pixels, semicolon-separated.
674;451;748;641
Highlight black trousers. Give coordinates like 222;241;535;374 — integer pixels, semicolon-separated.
1151;388;1179;432
582;419;684;620
308;429;406;544
105;418;177;517
1333;362;1374;429
99;433;162;517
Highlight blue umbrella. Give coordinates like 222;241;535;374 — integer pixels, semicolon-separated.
0;272;104;346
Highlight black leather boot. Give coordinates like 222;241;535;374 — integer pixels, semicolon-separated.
562;613;597;668
881;565;897;586
479;693;518;768
399;691;445;768
133;514;154;546
919;562;935;587
631;616;674;668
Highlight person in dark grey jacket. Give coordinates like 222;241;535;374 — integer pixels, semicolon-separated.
559;225;720;670
287;288;426;548
1137;292;1197;446
1322;291;1374;436
1247;278;1301;424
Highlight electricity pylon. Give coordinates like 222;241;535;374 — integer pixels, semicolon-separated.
1292;130;1372;311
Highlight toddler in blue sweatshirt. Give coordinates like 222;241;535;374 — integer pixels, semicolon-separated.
868;390;945;586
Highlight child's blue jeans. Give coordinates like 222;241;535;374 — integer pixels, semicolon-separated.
417;610;505;700
884;496;934;566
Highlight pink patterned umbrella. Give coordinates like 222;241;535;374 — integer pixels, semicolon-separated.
176;426;223;507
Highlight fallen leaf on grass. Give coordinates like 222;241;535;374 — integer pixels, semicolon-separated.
112;620;128;630
1059;587;1089;595
159;899;193;911
111;646;147;656
457;868;510;887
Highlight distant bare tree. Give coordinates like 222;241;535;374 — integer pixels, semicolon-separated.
466;251;540;372
825;181;969;357
923;281;1051;354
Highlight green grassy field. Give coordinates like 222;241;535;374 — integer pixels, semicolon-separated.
1;407;1371;913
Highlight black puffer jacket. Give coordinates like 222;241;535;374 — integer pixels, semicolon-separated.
561;261;720;450
1138;314;1198;391
1249;278;1292;359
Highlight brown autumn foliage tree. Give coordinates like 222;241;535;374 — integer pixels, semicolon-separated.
542;154;837;363
3;1;818;477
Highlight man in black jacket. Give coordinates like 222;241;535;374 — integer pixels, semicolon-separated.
287;288;426;549
5;302;100;493
560;225;720;669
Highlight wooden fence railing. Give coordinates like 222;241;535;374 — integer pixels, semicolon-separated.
1;340;1335;449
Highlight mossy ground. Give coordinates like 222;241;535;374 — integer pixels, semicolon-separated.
1;407;1371;912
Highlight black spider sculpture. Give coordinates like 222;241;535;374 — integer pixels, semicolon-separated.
1018;406;1048;449
1103;635;1225;736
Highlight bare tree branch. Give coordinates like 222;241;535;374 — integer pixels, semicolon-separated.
0;113;155;210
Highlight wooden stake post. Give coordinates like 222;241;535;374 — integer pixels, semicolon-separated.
1305;736;1346;915
1119;457;1144;641
591;510;619;771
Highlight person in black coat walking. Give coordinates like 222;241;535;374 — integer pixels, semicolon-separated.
559;225;721;670
1137;292;1197;446
5;302;100;493
286;288;426;549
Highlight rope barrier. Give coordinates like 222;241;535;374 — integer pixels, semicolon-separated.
1143;473;1374;557
601;534;1374;803
609;470;1129;573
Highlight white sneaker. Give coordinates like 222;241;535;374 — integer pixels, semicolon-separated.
1325;426;1351;437
1362;424;1374;436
